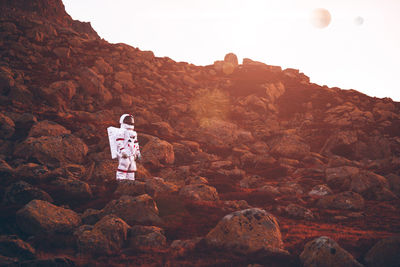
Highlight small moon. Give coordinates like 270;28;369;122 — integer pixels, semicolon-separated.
354;16;364;26
310;8;332;29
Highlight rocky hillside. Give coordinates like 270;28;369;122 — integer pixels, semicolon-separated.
1;0;399;266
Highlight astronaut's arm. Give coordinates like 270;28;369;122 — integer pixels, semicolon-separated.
116;138;128;158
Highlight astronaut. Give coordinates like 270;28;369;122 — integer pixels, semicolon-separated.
108;114;141;181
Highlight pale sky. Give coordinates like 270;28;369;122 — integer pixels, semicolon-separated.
63;0;400;101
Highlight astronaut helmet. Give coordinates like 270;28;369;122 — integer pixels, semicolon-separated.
119;114;134;130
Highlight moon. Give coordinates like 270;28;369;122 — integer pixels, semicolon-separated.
310;8;332;29
354;16;364;26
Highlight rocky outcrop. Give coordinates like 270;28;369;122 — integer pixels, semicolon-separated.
364;236;400;267
28;120;70;137
284;204;315;220
2;181;53;206
141;137;175;168
300;236;363;267
205;208;286;254
317;191;365;210
14;134;88;167
128;226;167;251
0;235;36;260
269;134;310;160
102;194;161;225
75;215;129;255
179;183;219;201
16;200;81;235
50;177;93;201
308;184;333;198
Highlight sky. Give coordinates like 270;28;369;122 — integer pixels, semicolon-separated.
63;0;400;101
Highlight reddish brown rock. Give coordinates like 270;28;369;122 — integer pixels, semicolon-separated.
325;166;360;189
0;113;15;139
39;80;77;108
300;236;363;267
50;177;93;201
179;183;219;201
308;184;333;198
14;134;88;167
75;215;129;255
0;235;36;260
284;204;315;220
205;208;286;254
14;163;50;184
364;235;400;267
269;134;310;160
240;175;268;189
2;181;53;206
28;120;70;137
170;238;202;258
128;225;166;251
349;170;389;196
141;137;175;167
102;194;161;225
386;173;400;197
16;200;81;235
94;57;113;74
317;191;365;211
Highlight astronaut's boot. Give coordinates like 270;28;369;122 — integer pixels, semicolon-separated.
127;171;135;181
116;169;127;180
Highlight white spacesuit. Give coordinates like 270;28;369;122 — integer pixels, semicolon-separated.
107;114;141;181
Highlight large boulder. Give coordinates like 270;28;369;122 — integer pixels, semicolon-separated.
317;191;365;211
94;57;113;74
325;166;360;189
114;177;178;197
75;215;129;255
364;236;400;267
194;119;239;150
141;137;174;168
386;173;400;197
0;235;36;260
28;120;70;137
349;170;389;196
14;134;88;167
224;53;239;67
144;177;179;197
269;134;310;160
128;225;167;251
0;113;15;139
102;194;161;225
114;71;134;89
240;175;268;189
205;208;286;254
50;177;93;202
326;167;391;199
284;204;315;220
78;67;111;103
300;236;363;267
308;184;333;199
2;181;53;206
14;163;51;184
170;238;202;258
179;183;219;201
39;80;77;108
16;200;81;235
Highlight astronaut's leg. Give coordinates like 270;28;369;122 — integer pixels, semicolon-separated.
116;156;130;180
126;157;137;180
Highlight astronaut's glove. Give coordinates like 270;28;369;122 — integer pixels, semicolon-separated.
136;151;142;160
121;151;128;159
